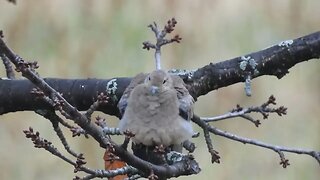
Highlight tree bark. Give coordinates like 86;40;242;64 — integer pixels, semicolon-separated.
0;31;319;116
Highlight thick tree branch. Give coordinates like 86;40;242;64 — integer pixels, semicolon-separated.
1;32;319;115
0;78;130;116
182;31;320;98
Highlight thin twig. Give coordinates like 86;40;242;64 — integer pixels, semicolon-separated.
30;88;88;138
1;54;15;79
35;109;80;158
193;115;320;166
78;166;139;180
85;92;109;118
23;127;94;174
203;128;220;163
24;127;139;179
143;18;182;70
95;116;122;136
202;95;287;127
201;110;261;126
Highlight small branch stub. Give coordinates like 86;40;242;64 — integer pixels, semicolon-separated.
239;56;259;96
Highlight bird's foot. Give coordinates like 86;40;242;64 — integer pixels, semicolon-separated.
121;130;135;150
148;170;159;180
153;144;167;154
123;129;135;138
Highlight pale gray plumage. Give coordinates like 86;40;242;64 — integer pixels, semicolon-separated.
118;70;194;147
171;75;194;121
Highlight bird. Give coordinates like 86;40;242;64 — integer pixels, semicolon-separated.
118;70;194;149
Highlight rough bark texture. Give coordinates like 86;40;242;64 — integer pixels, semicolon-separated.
1;31;319;116
0;78;131;116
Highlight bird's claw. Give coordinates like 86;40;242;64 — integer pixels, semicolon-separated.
153;144;166;154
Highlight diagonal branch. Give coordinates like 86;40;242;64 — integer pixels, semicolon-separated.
24;127;139;179
35;109;80;158
23;127;95;174
0;34;200;179
1;53;15;79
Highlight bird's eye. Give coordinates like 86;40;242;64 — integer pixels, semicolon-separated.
148;76;151;81
163;79;167;84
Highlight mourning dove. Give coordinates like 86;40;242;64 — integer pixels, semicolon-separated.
118;70;194;147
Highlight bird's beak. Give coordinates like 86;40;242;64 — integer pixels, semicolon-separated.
150;86;159;95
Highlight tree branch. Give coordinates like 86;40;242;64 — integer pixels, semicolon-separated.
24;127;139;179
142;18;182;70
0;18;319;179
1;32;319;115
181;31;320;98
1;53;15;79
202;95;287;127
0;34;201;179
35;109;81;158
192;115;320;166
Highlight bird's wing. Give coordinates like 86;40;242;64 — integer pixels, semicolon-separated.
171;75;194;121
117;73;147;116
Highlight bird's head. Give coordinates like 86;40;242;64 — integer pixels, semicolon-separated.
145;70;172;95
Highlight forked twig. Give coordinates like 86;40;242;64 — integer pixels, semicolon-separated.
142;18;182;70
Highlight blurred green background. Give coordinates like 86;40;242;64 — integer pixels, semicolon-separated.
0;0;319;179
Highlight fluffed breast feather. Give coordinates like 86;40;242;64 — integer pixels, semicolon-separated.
118;70;194;146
